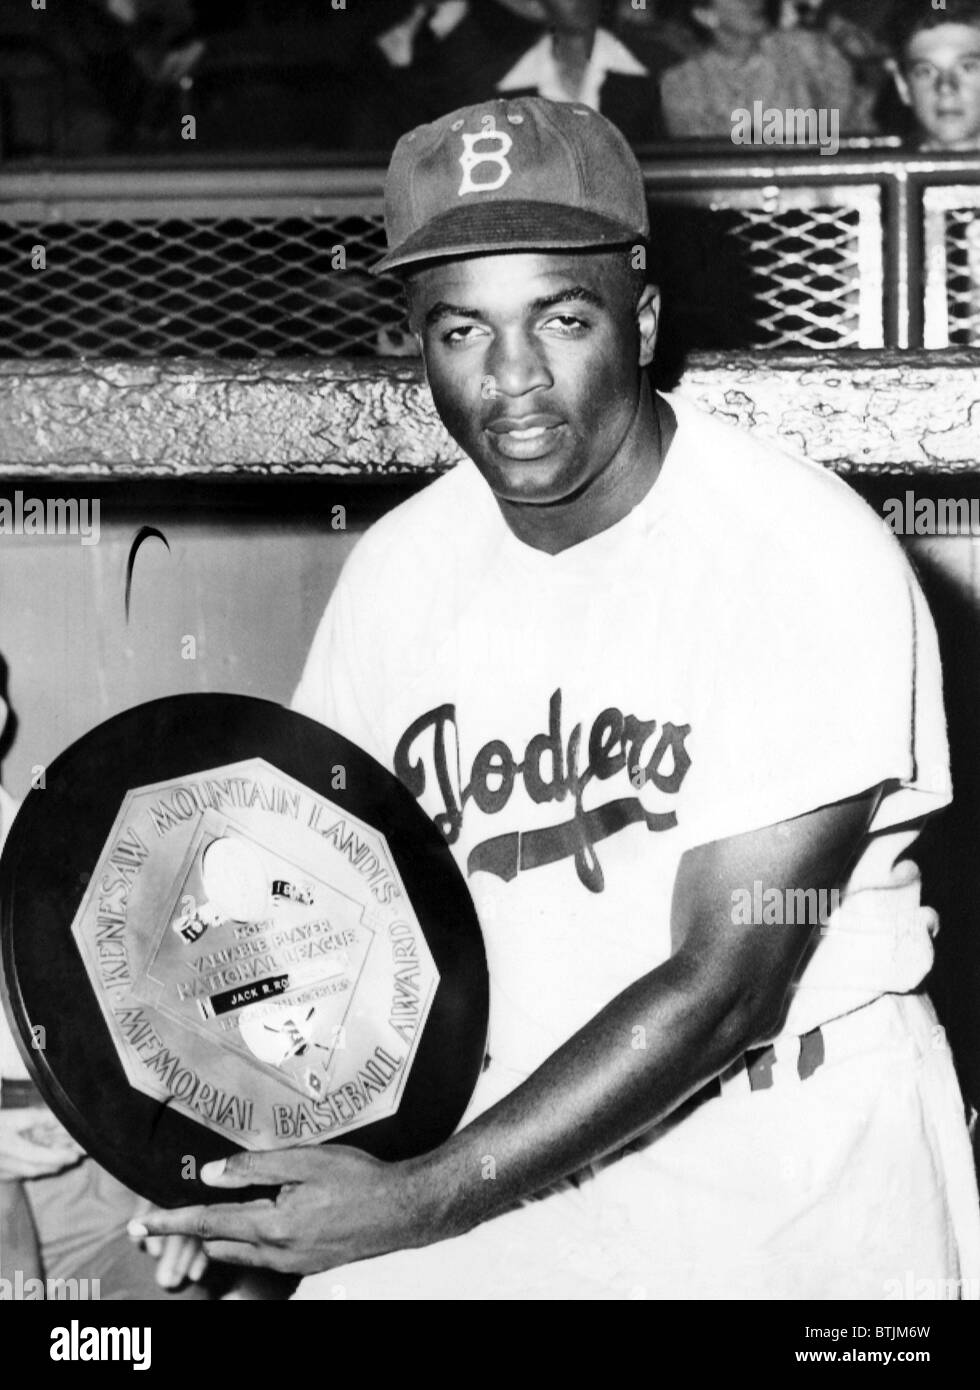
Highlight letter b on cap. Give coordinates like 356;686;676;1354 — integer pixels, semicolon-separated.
458;131;513;197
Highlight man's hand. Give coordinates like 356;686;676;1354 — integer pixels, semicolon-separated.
131;1145;436;1276
0;1106;84;1181
129;1199;209;1289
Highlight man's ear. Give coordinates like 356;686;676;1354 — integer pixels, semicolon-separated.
887;56;913;108
401;279;426;368
636;284;660;368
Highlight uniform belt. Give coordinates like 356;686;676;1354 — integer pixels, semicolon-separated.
718;992;941;1101
703;1025;826;1102
746;1026;826;1090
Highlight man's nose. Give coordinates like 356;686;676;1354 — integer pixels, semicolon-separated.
486;331;553;396
935;68;961;94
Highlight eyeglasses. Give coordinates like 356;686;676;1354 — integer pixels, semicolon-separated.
907;57;980;85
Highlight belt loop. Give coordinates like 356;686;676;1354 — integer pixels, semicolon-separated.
745;1043;777;1091
798;1026;826;1080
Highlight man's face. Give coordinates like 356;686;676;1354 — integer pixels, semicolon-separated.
694;0;769;40
898;24;980;149
408;251;658;509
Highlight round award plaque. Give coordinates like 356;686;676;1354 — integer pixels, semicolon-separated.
0;695;489;1207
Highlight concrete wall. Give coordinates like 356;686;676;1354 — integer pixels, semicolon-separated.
0;485;413;796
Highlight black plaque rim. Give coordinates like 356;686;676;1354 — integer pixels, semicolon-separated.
0;694;489;1208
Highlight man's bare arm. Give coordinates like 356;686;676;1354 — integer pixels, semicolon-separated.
420;784;879;1236
136;786;879;1272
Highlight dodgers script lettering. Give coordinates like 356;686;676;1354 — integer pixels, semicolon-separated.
394;689;692;892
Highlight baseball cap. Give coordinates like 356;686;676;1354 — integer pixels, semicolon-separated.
372;96;649;276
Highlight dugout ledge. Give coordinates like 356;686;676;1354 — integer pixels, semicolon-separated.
0;350;978;480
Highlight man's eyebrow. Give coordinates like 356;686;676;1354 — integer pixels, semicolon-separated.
910;50;980;63
423;301;482;327
530;286;606;312
423;286;605;328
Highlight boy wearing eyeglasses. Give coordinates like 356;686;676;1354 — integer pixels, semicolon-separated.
892;0;980;149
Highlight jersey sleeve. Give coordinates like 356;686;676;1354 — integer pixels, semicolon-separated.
290;570;390;770
677;526;951;851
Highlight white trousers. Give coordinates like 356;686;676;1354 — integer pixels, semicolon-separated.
295;992;980;1301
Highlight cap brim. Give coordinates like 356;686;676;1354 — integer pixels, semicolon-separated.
372;200;646;275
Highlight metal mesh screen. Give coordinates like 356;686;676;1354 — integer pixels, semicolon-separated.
0;181;882;358
940;208;980;347
650;197;873;353
0;213;410;358
922;186;980;348
725;204;865;347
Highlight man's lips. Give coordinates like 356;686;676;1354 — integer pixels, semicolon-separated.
485;412;565;435
484;413;565;460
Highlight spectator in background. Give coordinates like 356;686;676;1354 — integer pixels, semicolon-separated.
106;0;205;148
784;0;901;133
350;1;544;148
495;0;666;142
888;0;980;151
611;0;701;75
362;1;665;148
190;1;388;154
110;0;203;87
37;0;203;154
660;0;875;142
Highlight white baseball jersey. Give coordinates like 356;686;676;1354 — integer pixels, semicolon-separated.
291;393;980;1299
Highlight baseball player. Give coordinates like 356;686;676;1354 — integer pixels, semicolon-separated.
141;96;980;1299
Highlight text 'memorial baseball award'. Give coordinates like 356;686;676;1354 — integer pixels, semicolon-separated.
0;696;488;1206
